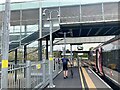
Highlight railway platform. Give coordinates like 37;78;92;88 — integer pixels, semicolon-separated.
44;65;112;89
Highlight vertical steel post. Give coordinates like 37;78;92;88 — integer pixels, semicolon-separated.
102;3;105;21
77;53;79;67
39;1;45;86
118;35;120;82
46;38;48;60
102;3;105;20
19;9;22;46
24;25;27;36
38;40;42;61
48;13;55;88
58;4;61;24
39;1;42;39
70;44;72;61
15;49;17;82
80;4;82;22
1;0;10;89
64;32;66;57
26;61;31;88
55;59;58;76
24;45;27;63
43;59;46;84
38;1;42;61
24;45;27;78
43;9;60;88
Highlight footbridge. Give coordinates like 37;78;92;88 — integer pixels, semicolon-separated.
0;1;120;89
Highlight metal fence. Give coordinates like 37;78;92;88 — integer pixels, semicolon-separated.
0;59;63;89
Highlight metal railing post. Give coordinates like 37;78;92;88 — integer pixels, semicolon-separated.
43;60;46;84
56;61;59;75
53;60;56;77
26;61;31;88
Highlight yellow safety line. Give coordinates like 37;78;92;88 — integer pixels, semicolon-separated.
81;67;96;89
79;68;85;90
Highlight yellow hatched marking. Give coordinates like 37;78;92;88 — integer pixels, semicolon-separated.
82;67;96;89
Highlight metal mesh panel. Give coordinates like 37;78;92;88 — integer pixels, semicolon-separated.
22;9;39;25
81;4;102;22
10;11;21;26
104;2;118;20
11;10;20;21
45;61;49;81
31;62;43;88
60;5;80;23
11;9;39;25
23;8;39;17
20;9;38;27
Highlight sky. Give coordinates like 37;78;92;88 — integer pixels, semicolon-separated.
0;0;119;4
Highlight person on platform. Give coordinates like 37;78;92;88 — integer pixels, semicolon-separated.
61;56;69;79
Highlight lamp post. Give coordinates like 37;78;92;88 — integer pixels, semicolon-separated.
43;9;60;88
59;32;71;57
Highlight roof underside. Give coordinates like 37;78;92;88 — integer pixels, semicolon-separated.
53;21;120;38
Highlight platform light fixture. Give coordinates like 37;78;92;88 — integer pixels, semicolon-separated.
42;8;60;88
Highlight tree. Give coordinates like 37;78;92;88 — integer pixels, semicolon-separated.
89;47;94;51
73;52;77;58
9;51;15;61
53;51;62;58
